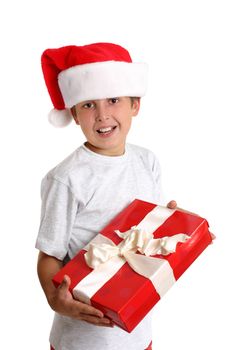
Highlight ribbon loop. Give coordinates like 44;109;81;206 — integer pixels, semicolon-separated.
76;205;192;301
85;226;189;276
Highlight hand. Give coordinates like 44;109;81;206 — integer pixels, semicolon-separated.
166;200;178;210
167;199;198;215
166;200;216;241
49;275;114;327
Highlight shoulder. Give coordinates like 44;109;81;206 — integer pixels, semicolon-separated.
127;143;160;166
43;146;87;186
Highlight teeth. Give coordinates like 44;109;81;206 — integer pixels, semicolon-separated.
99;127;112;132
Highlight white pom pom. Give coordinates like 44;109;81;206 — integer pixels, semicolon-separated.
48;108;73;127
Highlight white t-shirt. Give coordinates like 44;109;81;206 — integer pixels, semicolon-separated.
36;143;163;350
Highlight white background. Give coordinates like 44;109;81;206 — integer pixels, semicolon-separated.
0;0;232;349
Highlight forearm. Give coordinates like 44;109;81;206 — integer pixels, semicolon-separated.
37;251;113;326
37;251;63;306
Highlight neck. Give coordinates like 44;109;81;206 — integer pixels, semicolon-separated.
85;142;125;156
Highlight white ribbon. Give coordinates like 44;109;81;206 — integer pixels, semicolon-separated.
85;227;189;270
72;205;189;304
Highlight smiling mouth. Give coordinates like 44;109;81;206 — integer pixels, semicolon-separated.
96;126;117;135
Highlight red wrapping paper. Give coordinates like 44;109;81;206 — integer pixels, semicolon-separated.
53;199;213;332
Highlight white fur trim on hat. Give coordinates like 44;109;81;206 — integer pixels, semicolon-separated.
58;61;148;108
48;108;73;127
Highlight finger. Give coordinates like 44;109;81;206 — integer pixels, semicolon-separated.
176;206;199;216
85;321;114;328
76;301;104;318
81;314;114;327
210;232;216;240
58;274;71;293
167;200;177;209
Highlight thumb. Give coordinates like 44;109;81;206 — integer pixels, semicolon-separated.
167;200;177;209
59;274;71;292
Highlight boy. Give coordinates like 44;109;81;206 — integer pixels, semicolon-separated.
36;42;177;350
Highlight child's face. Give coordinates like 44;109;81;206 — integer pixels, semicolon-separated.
72;97;140;156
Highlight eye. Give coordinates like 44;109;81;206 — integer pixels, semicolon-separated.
83;101;95;109
109;97;119;104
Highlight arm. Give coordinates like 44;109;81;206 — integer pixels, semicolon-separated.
37;251;113;327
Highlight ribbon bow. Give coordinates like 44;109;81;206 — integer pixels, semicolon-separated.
74;206;191;303
85;227;189;279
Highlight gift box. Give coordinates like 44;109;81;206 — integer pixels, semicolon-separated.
53;199;213;332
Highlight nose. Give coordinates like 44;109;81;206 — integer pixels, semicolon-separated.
95;101;110;122
96;114;110;122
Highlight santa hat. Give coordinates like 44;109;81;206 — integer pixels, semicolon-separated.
41;42;148;127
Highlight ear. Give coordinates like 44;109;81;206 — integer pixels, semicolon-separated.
131;98;140;117
70;106;80;125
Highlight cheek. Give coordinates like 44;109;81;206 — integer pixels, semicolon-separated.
82;124;93;136
79;117;94;132
123;116;133;131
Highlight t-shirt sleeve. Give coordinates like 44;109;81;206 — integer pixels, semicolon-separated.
148;151;166;205
35;175;78;260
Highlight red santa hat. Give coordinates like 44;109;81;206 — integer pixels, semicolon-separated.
41;42;148;127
